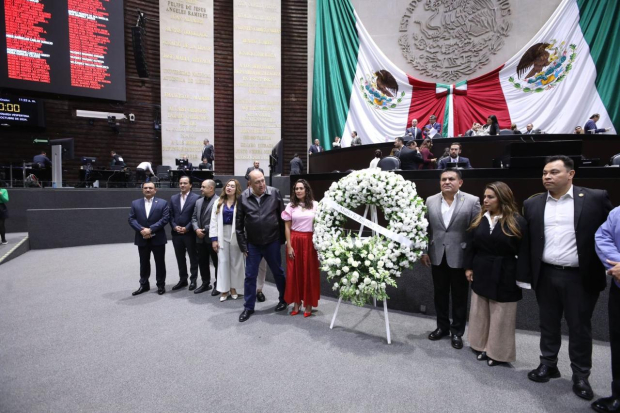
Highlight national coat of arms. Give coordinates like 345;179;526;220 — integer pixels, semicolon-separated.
508;40;576;93
360;69;406;110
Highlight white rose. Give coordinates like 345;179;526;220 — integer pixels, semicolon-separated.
352;271;359;278
341;278;348;285
336;270;341;276
352;261;359;268
364;278;371;285
381;282;386;289
371;281;377;288
368;254;375;260
364;260;370;266
342;266;350;273
377;261;384;268
355;239;363;249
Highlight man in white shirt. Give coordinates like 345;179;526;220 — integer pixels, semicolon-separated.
136;161;155;182
523;155;613;401
421;169;481;349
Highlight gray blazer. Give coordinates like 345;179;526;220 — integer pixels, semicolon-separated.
191;195;217;243
425;191;481;268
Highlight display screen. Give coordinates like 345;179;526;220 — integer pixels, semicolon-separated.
0;0;126;101
0;95;44;127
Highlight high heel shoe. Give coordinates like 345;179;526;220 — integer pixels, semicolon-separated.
477;351;488;361
487;358;506;367
303;311;312;317
219;294;229;302
291;307;301;316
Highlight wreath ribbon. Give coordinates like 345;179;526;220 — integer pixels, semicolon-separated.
323;198;413;248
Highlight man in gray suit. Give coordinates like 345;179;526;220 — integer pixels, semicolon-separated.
191;179;219;295
421;169;481;349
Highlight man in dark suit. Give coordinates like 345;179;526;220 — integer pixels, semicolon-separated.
405;119;423;140
584;113;611;134
128;182;170;296
421;169;481;349
290;153;303;175
191;179;219;295
523;155;613;401
177;155;193;172
110;151;125;167
424;115;442;138
201;139;215;170
308;139;323;155
245;161;264;181
350;131;362;146
32;151;52;168
398;138;423;170
169;176;201;292
437;143;473;169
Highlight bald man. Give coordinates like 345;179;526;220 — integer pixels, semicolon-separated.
191;179;219;295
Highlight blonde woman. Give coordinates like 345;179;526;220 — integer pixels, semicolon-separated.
210;179;244;301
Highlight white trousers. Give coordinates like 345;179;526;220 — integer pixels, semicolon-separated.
216;225;245;294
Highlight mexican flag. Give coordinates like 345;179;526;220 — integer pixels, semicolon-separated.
311;0;619;148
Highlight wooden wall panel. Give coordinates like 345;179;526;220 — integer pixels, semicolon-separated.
281;0;308;175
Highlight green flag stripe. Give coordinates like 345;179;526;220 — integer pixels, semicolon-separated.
311;0;359;149
576;0;620;130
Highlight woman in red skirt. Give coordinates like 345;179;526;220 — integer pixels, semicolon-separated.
282;179;320;317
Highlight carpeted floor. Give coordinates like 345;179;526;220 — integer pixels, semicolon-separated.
0;243;613;413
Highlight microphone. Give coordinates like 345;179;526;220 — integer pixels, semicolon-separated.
529;136;535;143
519;136;526;143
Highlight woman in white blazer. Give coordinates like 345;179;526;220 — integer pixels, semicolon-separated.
209;179;245;301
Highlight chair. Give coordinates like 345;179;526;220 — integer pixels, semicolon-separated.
609;153;620;166
499;129;514;135
377;156;400;171
156;165;171;187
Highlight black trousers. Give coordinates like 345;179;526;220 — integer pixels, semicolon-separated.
172;234;198;281
196;240;218;285
536;264;599;378
610;282;620;396
138;244;166;287
431;254;469;336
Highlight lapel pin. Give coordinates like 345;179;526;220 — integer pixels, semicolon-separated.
579;193;584;197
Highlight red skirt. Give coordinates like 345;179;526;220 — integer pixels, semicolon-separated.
284;230;321;307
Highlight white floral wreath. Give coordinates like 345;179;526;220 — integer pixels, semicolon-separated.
313;169;429;306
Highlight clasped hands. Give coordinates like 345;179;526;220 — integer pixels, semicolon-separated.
175;226;188;235
607;259;620;281
140;227;152;239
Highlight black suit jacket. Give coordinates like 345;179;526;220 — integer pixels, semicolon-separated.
398;147;423;170
128;197;170;246
405;127;423;140
309;145;323;154
523;186;613;292
437;156;472;170
201;144;215;161
169;192;200;235
290;157;304;174
245;167;264;180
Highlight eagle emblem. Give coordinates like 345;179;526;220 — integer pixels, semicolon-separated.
359;70;406;110
508;40;577;93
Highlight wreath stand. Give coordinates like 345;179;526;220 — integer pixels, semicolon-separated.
329;205;392;344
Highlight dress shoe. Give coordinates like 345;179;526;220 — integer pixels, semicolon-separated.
573;376;594;401
476;351;489;361
171;280;188;291
211;287;220;296
132;285;150;296
157;286;165;295
274;301;288;312
239;309;254;322
428;328;450;341
194;283;212;294
487;358;506;367
451;334;463;349
592;396;620;413
188;281;197;291
256;291;266;302
527;364;561;383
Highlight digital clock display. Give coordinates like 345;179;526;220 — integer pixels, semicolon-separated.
0;96;45;127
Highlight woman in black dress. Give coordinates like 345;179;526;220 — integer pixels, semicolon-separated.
483;115;500;136
464;181;531;366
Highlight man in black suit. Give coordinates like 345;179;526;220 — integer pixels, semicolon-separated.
110;151;125;167
128;182;170;296
169;176;201;292
201;139;215;170
405;119;423;140
191;179;219;295
524;155;613;401
33;151;52;168
308;139;323;155
398;138;423;170
437;143;473;169
245;161;264;181
290;153;303;175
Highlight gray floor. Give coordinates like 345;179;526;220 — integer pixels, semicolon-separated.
0;243;613;413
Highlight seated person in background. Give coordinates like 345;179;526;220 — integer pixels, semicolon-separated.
463;122;482;137
438;147;450;163
437;142;473;169
399;139;424;170
524;123;536;134
33;151;52;168
405;119;424;140
290;153;303;175
332;136;341;149
574;126;584;135
511;123;522;134
369;149;382;169
350;131;362;146
389;147;399;157
110;151;125;167
418;139;437;170
308;139;323;155
424;115;442;138
482;115;500;136
136;161;155;182
177;155;193;172
584;113;611;134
